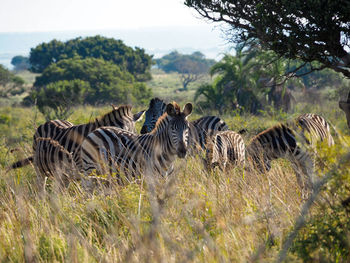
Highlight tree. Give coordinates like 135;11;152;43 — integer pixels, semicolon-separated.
31;57;152;105
33;80;90;120
29;36;153;81
156;51;215;90
11;55;30;71
0;64;25;98
208;46;264;113
194;45;305;113
194;81;226;114
185;0;350;78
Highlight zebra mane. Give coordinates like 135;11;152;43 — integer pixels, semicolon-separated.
94;105;133;123
151;102;181;133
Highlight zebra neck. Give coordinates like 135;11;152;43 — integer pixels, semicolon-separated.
151;119;178;161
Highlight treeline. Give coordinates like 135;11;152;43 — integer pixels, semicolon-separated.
23;36;153;119
194;44;348;114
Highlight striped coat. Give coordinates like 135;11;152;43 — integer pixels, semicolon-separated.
80;102;193;182
188;115;229;154
140;97;167;134
205;130;245;171
246;113;334;196
9;120;74;169
140;98;229;154
10;105;145;186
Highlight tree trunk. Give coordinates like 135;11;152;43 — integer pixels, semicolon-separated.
339;90;350;130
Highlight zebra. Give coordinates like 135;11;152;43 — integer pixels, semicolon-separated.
9;119;74;169
140;97;167;134
205;130;245;171
188;115;228;154
79;102;193;183
246;113;334;197
139;97;228;153
8;105;145;186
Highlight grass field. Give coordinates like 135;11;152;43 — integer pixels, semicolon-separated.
0;98;349;262
147;68;212;106
0;69;350;262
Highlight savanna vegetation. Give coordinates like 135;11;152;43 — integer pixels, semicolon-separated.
0;97;349;262
1;2;350;260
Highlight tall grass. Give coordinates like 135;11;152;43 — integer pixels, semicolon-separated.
0;104;349;262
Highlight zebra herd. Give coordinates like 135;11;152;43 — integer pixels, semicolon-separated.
9;98;334;197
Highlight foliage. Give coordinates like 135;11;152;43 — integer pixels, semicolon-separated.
11;55;30;71
0;64;25;98
185;0;350;78
155;51;215;90
31;57;152;106
194;81;225;114
33;79;90;120
291;145;350;262
195;44;348;114
195;46;266;114
29;35;153;81
292;203;350;262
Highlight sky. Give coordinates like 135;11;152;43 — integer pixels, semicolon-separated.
0;0;212;32
0;0;231;68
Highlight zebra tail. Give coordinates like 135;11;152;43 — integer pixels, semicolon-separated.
7;156;34;171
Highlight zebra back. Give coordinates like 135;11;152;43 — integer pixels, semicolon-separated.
140;97;167;134
33;120;74;152
247;123;296;171
189;115;229;152
21;105;144;181
206;130;245;170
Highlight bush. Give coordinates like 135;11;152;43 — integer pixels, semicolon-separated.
33;79;90;120
32;57;152;106
29;36;153;81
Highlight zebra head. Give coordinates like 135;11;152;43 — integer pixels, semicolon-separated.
165;102;193;158
140;98;167;134
109;104;145;133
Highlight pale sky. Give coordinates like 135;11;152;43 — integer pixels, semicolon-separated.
0;0;211;32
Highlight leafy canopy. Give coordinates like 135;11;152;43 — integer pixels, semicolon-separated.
185;0;350;78
31;57;152;105
29;35;153;81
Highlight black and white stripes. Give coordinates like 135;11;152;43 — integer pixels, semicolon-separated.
206;130;245;171
80;102;193;180
8;96;336;196
246;113;334;196
9;105;145;185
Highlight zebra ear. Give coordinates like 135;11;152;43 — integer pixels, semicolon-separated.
183;103;193;117
166;103;177;117
133;110;146;122
111;104;118;110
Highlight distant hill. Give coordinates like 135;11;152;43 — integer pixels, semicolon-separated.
0;25;230;69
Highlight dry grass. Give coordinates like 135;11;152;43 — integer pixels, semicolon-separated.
0;105;349;262
0;155;305;262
